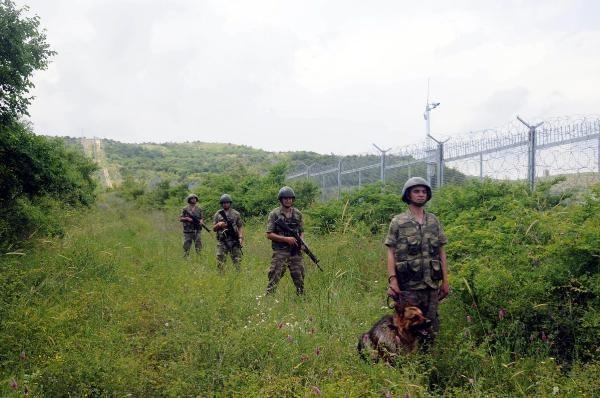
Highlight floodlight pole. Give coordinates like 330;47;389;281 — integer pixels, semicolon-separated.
517;116;543;191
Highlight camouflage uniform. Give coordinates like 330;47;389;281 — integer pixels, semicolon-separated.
181;205;203;255
266;206;305;294
384;209;447;338
213;208;244;270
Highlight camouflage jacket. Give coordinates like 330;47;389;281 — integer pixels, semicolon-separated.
180;205;203;233
266;206;304;251
213;208;243;241
385;209;447;290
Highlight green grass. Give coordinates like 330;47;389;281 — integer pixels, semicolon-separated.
1;194;598;397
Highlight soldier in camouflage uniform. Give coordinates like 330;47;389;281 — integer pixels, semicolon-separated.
212;194;244;271
385;177;449;345
265;186;306;295
179;194;205;257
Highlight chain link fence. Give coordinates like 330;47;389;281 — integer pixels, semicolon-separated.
287;116;600;201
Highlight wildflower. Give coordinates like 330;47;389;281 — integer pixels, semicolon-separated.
471;302;477;309
466;315;473;323
468;378;475;384
383;391;393;398
312;386;321;395
164;322;169;327
552;386;559;395
300;354;309;362
498;308;507;321
10;378;18;390
315;346;321;356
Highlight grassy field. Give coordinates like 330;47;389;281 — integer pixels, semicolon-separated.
1;194;597;397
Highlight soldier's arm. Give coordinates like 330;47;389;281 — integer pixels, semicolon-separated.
438;246;450;300
387;246;400;296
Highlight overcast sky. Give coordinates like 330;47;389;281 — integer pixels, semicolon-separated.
20;0;600;154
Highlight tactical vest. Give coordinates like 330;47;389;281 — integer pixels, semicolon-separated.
215;209;238;242
272;211;301;251
394;213;443;290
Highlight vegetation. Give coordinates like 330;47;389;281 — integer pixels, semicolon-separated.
1;181;598;396
0;1;97;251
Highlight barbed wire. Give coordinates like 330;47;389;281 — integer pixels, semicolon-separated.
287;115;600;200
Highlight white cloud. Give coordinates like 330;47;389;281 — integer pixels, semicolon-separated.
17;0;600;154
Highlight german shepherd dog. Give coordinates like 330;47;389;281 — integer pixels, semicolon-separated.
358;295;431;363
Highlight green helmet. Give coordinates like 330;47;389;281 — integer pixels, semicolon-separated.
186;193;199;203
277;186;296;200
219;194;232;204
401;177;432;204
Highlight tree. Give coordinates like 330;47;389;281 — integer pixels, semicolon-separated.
0;0;55;125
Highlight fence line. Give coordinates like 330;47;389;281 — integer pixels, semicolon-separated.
286;116;600;200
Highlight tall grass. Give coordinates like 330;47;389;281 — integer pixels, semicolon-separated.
0;193;597;397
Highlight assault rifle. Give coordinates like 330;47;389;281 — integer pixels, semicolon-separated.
274;218;322;271
218;209;243;253
183;209;212;235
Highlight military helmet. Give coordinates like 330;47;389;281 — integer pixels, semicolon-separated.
219;194;232;204
401;177;432;204
186;193;199;203
277;186;296;200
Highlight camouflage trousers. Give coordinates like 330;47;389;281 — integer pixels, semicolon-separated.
400;288;440;348
266;249;305;295
216;240;242;271
183;230;202;256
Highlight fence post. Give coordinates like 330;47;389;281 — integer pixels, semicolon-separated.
337;159;342;200
479;152;483;181
517;116;543;191
598;134;600;179
358;170;362;187
321;174;325;201
437;141;444;188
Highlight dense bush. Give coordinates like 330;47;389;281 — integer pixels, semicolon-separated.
0;122;97;249
429;179;599;364
117;163;319;218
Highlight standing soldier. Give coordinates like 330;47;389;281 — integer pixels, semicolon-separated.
212;194;244;271
384;177;450;347
179;194;205;257
266;186;305;295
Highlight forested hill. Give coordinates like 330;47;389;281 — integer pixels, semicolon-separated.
62;137;343;186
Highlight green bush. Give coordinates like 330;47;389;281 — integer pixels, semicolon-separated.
0;123;97;249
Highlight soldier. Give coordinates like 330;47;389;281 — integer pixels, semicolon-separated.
212;194;244;271
179;193;205;257
266;186;305;295
384;177;449;347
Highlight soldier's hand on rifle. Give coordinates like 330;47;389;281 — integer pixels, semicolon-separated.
285;237;298;246
182;217;193;222
217;221;227;229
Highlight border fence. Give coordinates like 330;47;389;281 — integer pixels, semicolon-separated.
286;116;600;201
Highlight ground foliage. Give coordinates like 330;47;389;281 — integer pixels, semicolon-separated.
0;123;97;250
0;181;598;396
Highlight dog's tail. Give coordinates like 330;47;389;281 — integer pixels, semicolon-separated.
357;333;371;362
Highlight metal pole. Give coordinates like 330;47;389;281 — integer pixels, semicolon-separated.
337;159;342;200
373;144;391;187
479;152;483;181
358;170;362;188
597;135;600;179
517;116;543;191
321;174;325;201
437;141;444;188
